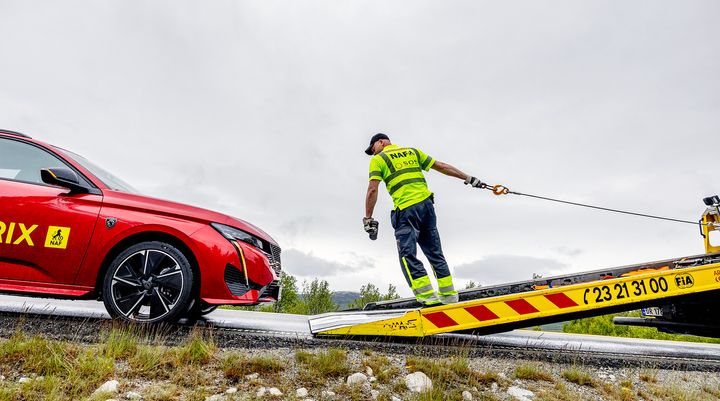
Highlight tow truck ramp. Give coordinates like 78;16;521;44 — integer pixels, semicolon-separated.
309;255;720;337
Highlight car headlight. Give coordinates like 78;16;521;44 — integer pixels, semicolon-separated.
211;223;267;251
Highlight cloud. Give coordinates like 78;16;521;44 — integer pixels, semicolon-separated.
555;246;584;257
453;255;568;285
341;251;376;270
282;249;363;277
279;216;323;237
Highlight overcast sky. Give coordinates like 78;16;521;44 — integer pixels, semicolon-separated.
1;1;718;297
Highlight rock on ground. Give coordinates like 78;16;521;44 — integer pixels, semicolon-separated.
126;391;142;399
296;388;309;397
507;386;534;401
93;380;119;395
347;372;368;386
405;372;433;393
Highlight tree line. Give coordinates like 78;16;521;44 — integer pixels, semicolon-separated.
244;273;400;315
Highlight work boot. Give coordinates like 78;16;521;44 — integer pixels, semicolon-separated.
439;293;459;305
417;292;441;307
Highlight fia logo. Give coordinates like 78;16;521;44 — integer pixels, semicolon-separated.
44;226;71;249
674;273;694;289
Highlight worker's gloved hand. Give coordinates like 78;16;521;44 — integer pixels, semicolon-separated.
363;217;379;240
464;176;486;188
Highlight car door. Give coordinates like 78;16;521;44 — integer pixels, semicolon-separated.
0;137;102;286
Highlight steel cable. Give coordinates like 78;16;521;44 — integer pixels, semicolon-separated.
481;184;710;227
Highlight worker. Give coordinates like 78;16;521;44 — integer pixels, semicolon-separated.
363;133;485;306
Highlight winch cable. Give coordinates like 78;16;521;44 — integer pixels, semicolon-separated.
480;184;708;227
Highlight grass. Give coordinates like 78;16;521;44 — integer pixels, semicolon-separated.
175;329;215;365
129;345;174;378
222;351;286;381
514;363;554;382
645;384;711;401
364;353;402;384
560;367;596;387
1;324;718;401
639;369;658;383
0;333;116;400
406;356;498;391
600;383;637;401
0;325;219;400
533;382;583;401
144;383;179;401
333;383;365;401
100;325;140;359
703;385;720;398
295;348;351;384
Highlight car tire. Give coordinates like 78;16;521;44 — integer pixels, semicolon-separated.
102;241;194;324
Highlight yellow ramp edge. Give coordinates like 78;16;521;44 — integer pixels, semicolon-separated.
313;262;720;337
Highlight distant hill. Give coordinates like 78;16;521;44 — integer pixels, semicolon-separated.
332;291;360;308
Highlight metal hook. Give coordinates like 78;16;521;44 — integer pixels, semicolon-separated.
492;185;510;195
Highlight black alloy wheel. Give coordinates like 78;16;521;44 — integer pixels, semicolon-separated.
102;241;194;324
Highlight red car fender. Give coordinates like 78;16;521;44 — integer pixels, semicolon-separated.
74;218;204;289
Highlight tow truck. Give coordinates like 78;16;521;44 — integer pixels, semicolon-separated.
309;195;720;338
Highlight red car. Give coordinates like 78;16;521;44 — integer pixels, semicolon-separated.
0;129;281;323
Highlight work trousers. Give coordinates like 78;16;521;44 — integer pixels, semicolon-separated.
391;196;456;302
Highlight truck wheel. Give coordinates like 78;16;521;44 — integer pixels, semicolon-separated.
102;241;194;324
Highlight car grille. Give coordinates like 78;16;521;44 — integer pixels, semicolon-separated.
259;279;281;300
268;244;282;275
224;264;249;296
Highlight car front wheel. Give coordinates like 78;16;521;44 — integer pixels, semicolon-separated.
102;241;194;324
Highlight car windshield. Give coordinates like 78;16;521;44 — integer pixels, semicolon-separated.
59;148;139;193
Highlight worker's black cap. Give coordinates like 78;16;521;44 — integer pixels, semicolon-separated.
365;133;389;155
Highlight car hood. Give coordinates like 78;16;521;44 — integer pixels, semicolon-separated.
102;190;277;244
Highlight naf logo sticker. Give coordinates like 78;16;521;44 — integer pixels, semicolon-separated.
44;226;71;249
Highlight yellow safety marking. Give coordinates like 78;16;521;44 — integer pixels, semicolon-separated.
317;262;720;337
525;293;558;312
44;226;71;249
440;307;477;326
484;300;517;319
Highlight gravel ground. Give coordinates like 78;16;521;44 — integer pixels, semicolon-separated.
2;313;720;400
1;313;718;372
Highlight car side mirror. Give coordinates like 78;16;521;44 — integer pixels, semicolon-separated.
41;167;88;194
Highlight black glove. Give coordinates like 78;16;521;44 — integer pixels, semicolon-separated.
363;217;379;240
464;176;486;188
